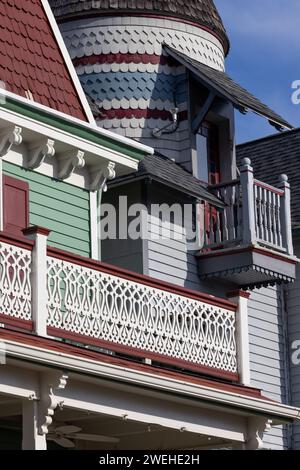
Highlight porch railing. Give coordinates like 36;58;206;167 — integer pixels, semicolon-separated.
203;158;293;255
0;230;239;381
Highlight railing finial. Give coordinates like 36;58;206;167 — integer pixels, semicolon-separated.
279;174;289;184
240;157;252;171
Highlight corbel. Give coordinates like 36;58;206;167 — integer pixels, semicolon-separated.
38;371;69;435
245;417;272;450
89;161;116;192
0;126;22;157
57;149;85;180
27;138;55;169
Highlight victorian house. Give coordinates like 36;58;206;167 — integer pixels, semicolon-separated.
0;0;299;450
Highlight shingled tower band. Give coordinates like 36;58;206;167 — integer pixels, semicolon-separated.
49;1;229;160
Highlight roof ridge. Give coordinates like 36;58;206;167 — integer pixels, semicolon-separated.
237;127;300;149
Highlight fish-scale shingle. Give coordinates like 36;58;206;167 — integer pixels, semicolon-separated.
0;0;88;121
49;0;229;54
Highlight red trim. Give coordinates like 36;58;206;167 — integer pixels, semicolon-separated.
74;53;173;67
0;231;34;250
47;246;237;311
47;326;238;382
0;328;265;399
198;245;297;265
0;314;33;332
254;180;284;197
96;108;188;122
227;290;250;300
22;226;51;237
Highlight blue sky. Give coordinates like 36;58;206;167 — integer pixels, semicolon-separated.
215;0;300;143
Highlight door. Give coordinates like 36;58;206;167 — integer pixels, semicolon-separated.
197;122;221;247
3;175;29;237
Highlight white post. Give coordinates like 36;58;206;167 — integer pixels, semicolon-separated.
0;157;3;232
278;174;293;256
90;191;99;260
228;290;251;386
23;226;51;337
240;158;256;245
22;400;47;450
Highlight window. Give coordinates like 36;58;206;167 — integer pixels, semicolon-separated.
196;121;220;185
3;175;29;236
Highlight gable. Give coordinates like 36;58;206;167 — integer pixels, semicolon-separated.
0;0;90;121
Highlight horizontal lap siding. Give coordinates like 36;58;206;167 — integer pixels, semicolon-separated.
287;246;300;449
3;162;90;257
248;286;288;449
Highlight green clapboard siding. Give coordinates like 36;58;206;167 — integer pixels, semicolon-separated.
3;162;91;257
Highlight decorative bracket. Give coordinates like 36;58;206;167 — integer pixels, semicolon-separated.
57;149;85;180
0;126;22;157
245;417;272;450
38;371;69;436
27;139;55;169
90;161;116;192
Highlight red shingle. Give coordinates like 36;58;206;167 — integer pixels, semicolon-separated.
0;0;88;121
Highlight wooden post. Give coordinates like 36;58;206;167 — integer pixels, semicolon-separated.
240;158;256;245
227;290;251;386
23;226;51;337
0;157;3;232
22;400;47;450
278;174;293;256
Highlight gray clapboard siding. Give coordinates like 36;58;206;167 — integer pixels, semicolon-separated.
248;285;289;449
287;241;300;449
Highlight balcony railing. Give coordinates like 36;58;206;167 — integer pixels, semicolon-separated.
0;231;242;382
203;158;293;256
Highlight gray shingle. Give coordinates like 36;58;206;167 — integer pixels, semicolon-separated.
164;45;292;130
236;128;300;230
49;0;229;54
110;152;224;207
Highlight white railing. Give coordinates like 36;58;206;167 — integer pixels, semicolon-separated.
47;253;238;376
204;180;242;249
254;180;284;249
0;239;32;321
203;158;293;255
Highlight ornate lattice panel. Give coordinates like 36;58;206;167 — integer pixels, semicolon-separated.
47;257;237;373
0;242;32;320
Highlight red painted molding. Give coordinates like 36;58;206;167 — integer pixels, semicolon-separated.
198;245;297;265
73;53;174;67
22;225;51;237
0;314;33;332
47;246;237;311
0;328;265;399
227;290;250;300
47;326;238;382
96;108;188;122
254;180;284;197
0;231;34;250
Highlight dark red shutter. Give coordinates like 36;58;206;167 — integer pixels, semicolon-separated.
3;175;29;236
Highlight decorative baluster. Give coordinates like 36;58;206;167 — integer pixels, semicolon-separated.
275;193;282;247
255;185;262;240
221;187;229;243
266;189;272;243
240;158;256;245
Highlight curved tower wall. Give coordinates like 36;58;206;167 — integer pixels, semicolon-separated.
59;16;225;162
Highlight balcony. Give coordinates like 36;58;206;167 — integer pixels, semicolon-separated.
197;158;297;288
0;229;249;384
